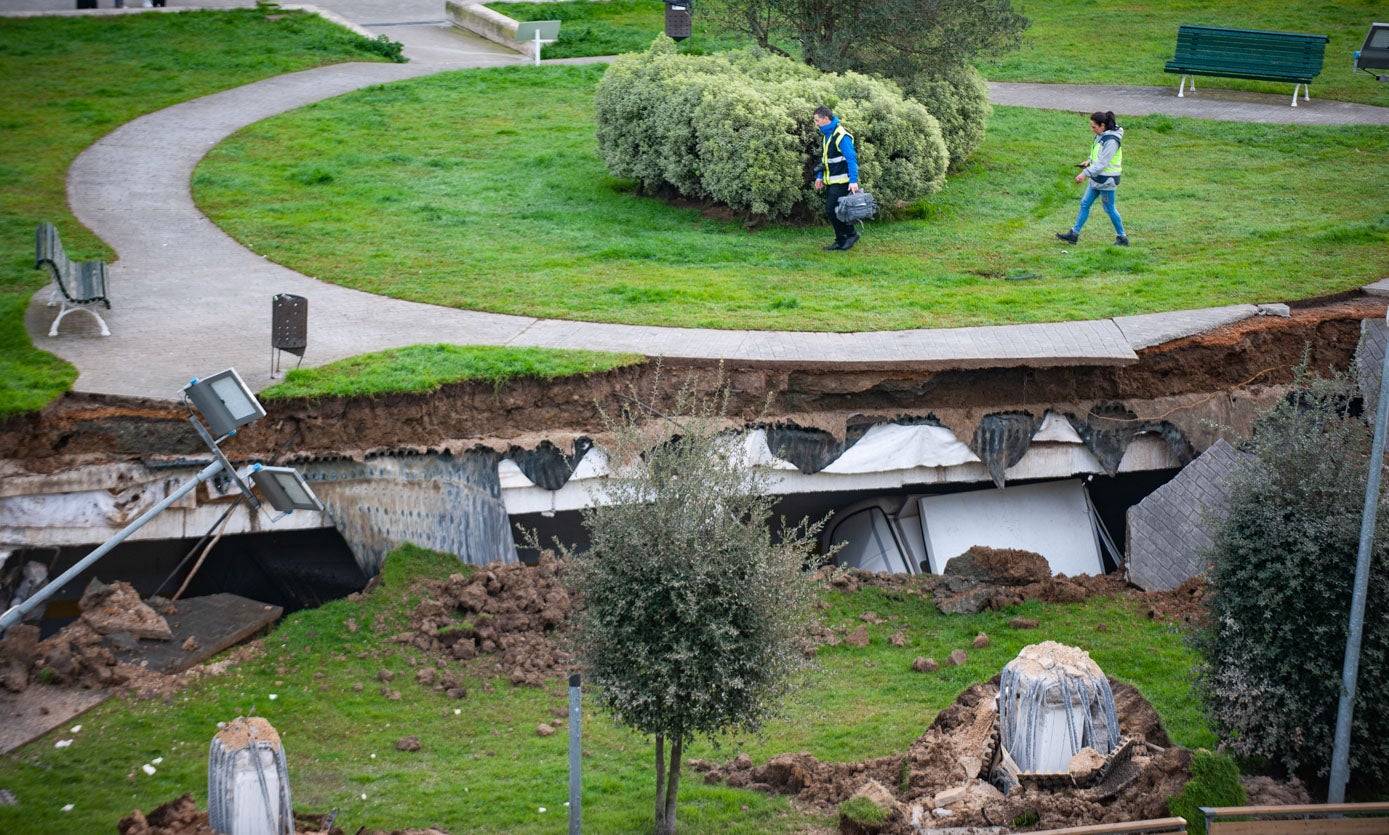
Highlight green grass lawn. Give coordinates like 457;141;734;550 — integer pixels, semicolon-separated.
0;546;1211;834
984;0;1389;109
6;1;1388;415
486;0;746;59
259;344;644;400
0;10;398;420
194;64;1389;332
487;0;1389;108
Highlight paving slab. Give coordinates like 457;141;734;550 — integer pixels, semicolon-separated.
1113;305;1259;351
987;82;1389;126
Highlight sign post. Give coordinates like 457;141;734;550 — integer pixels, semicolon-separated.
515;20;561;67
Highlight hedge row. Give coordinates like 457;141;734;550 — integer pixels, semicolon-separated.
594;38;949;218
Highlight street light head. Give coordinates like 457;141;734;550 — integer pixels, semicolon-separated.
250;465;324;513
184;368;265;438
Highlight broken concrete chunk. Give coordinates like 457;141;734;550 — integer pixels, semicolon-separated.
932;785;967;807
79;582;171;641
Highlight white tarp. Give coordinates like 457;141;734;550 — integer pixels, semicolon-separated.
822;424;980;474
918;479;1103;577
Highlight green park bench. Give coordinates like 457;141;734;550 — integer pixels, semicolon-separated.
35;221;111;337
1164;24;1329;107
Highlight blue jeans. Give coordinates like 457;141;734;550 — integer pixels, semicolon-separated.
1072;185;1124;237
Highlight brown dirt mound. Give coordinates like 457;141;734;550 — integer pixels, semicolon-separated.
714;678;1202;831
117;792;448;835
397;555;575;688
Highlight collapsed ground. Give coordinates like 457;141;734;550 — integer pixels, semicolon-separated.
0;296;1374;832
0;295;1379;467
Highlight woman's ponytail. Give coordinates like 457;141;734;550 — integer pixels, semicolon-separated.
1089;111;1118;131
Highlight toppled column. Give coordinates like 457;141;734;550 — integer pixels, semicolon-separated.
208;717;293;835
995;641;1121;789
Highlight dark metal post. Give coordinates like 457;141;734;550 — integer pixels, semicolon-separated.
1329;311;1389;802
568;673;581;834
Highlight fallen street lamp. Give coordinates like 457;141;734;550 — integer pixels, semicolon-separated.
183;368;266;439
0;368;321;633
250;465;323;513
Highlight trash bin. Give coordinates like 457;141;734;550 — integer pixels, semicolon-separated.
271;294;307;376
664;1;692;41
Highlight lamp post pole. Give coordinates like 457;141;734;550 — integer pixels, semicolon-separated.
1328;311;1389;802
0;459;225;633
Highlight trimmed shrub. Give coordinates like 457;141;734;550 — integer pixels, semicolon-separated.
902;62;992;168
594;38;948;218
1195;370;1389;785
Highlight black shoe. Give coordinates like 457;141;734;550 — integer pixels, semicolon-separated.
823;240;844;250
840;232;860;251
1115;235;1129;247
1055;230;1079;244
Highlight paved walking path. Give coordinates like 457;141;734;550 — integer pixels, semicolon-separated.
14;1;1389;401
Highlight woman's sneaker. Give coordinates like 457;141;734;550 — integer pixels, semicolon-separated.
1055;230;1079;244
1115;235;1129;246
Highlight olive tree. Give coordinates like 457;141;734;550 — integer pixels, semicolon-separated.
703;0;1027;78
564;388;823;834
702;0;1024;166
1195;370;1389;786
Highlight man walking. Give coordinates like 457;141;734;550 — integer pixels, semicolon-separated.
812;106;861;251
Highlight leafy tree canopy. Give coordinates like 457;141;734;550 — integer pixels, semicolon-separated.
702;0;1029;79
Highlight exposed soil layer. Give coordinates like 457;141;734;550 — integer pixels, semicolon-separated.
1;296;1380;467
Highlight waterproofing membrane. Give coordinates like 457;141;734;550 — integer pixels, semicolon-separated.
505;438;593;491
971;412;1042;488
1070;404;1194;476
762;426;851;473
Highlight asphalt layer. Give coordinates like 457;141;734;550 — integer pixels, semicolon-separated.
11;0;1389;401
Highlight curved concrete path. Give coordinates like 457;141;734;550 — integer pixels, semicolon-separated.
17;1;1389;401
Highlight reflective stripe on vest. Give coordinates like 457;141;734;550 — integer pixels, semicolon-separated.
822;125;852;185
1089;135;1122;176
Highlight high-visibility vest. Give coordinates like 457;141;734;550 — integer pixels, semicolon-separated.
821;125;852;185
1089;134;1123;177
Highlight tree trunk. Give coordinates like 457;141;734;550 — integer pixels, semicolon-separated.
654;734;684;835
663;737;683;835
654;733;667;833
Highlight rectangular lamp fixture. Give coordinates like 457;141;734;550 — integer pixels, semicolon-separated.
184;368;266;437
250;465;324;513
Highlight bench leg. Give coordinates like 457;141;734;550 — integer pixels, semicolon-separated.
49;304;111;337
1291;83;1301;107
1178;75;1187;97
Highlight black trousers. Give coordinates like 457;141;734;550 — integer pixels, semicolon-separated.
823;183;855;242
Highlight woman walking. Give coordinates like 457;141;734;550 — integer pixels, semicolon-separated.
1056;111;1128;247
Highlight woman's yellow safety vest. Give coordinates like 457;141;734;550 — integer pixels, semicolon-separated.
1089;135;1123;176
